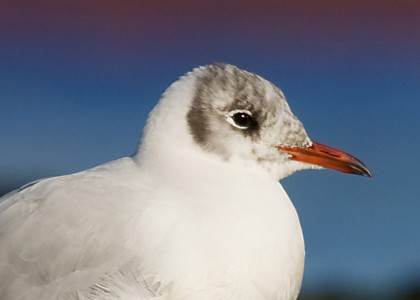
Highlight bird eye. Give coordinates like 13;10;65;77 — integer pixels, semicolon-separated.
227;110;253;129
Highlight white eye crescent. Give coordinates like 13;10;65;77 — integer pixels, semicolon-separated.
226;110;253;129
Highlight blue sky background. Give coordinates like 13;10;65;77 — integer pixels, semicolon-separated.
0;0;419;296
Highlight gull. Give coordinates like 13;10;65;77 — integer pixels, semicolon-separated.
0;64;371;300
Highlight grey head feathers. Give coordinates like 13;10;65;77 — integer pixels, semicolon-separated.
186;64;311;161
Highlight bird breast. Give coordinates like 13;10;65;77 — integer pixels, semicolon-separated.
133;163;305;300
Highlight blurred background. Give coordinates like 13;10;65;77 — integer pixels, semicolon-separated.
0;1;419;299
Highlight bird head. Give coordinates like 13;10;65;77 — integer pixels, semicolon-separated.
138;64;371;181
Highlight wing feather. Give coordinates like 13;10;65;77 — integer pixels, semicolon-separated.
0;158;160;299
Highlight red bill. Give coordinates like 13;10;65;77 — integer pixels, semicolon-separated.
278;141;372;177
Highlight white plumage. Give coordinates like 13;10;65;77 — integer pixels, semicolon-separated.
0;64;370;299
